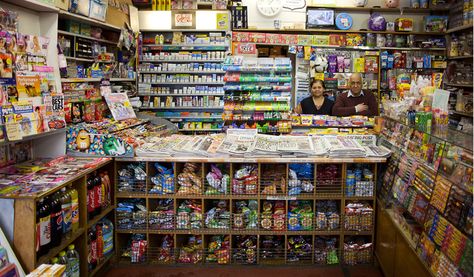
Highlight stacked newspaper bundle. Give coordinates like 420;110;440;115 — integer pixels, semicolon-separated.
134;132;391;158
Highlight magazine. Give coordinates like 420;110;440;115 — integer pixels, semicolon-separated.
0;52;13;78
104;93;136;121
12;100;37;137
16;75;41;98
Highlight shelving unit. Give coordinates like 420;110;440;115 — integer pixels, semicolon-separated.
377;116;473;277
113;157;384;266
306;5;450;13
0;159;113;275
222;57;293;134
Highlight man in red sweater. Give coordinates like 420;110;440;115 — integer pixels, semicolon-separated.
332;73;379;117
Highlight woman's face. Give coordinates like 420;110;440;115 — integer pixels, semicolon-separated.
311;82;324;97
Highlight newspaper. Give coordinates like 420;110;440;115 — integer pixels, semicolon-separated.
278;136;314;153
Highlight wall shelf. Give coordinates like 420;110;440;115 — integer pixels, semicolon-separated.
58;10;121;31
447;55;473;60
2;0;59;12
58;30;118;45
446;24;474;33
140;59;225;63
138;93;224;97
306;5;450;13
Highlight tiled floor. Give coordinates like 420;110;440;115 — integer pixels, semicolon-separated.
104;265;384;277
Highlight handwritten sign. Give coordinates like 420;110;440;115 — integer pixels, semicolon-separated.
172;11;196;29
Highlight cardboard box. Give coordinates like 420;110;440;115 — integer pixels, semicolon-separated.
106;0;132;28
55;0;70;10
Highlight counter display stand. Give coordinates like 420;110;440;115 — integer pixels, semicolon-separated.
113;156;385;266
376;116;472;277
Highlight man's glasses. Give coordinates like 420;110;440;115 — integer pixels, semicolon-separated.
350;82;362;86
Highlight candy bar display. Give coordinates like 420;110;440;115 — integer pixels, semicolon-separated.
154;235;174;263
204;200;230;229
177;235;203;264
176;200;203;230
288;163;314;195
343;237;373;265
177;163;203;195
232;235;257;264
287;201;313;231
116;199;147;230
314;237;339;265
344;202;373;232
345;164;375;197
149;163;174;194
117;162;146;193
259;236;285;262
205;235;230;264
149;199;174;230
120;234;148;264
232;164;258;195
260;164;286;195
232;200;258;230
205;164;230;195
287;236;312;263
315;201;340;231
260;201;286;231
316;164;342;196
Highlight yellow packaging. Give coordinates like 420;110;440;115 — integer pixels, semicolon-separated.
354;58;365;72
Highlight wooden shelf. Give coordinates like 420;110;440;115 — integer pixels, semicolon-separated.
233;28;445;36
444;82;473;87
451;110;473;117
140;82;224;85
446;24;473;33
141;59;225;63
0;128;65;148
59;10;121;31
447;55;473;60
178;129;222;132
116;156;387;163
2;0;59;12
87;205;115;228
89;254;114;277
66;56;95;63
138;93;224;97
58;30;118;45
37;228;85;265
306;5;449;13
140;71;225;74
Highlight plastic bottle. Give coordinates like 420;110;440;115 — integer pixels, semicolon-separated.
96;224;104;261
87;176;95;220
100;172;107;209
101;219;114;257
50;191;63;247
93;173;102;216
67;244;80;277
36;198;51;256
88;227;98;271
69;187;79;234
58;251;70;277
51;257;59;264
60;187;72;238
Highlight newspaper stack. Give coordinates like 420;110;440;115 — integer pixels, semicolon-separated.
324;136;366;158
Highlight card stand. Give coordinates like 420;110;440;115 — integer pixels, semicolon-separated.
315;178;344;198
343;243;373;265
260;164;287;196
231;163;258;196
148;212;175;231
116;211;148;231
203;163;231;196
175;162;203;196
286;235;313;264
147;162;175;195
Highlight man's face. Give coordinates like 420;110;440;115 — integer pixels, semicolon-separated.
350;76;362;96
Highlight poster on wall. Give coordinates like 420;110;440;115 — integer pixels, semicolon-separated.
171;11;196;29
